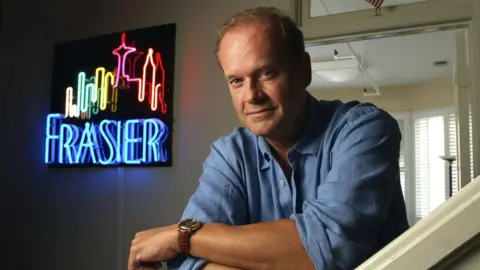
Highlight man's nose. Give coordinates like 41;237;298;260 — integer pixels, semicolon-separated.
243;80;262;103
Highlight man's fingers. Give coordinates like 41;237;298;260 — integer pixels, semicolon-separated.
129;260;162;270
128;248;140;270
129;233;144;269
138;262;162;269
129;248;161;270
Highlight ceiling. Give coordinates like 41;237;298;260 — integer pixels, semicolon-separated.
307;0;456;92
307;30;456;91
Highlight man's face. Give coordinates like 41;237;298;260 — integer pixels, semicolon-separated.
218;20;311;138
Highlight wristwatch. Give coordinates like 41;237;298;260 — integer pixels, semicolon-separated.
178;218;203;256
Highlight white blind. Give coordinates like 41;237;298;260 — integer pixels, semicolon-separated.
469;106;474;181
448;113;458;196
414;115;446;219
397;119;406;198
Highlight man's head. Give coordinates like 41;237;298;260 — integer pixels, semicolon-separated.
216;7;312;141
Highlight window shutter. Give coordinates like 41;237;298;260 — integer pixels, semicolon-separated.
414;115;445;219
469;106;474;181
448;113;458;195
397;119;406;198
414;117;430;218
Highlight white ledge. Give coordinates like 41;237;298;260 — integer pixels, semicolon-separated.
356;176;480;270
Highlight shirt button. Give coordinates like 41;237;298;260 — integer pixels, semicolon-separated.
280;180;285;186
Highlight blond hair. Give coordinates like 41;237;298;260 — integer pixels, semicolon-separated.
214;6;305;64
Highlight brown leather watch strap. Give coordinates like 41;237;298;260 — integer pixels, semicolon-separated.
178;229;191;256
178;218;203;256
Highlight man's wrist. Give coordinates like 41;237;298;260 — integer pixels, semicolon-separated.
177;218;204;256
170;224;181;253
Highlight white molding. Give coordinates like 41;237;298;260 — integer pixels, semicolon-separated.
454;30;474;189
300;0;472;45
356;176;480;270
291;0;302;27
390;111;410;120
411;107;454;119
469;0;480;180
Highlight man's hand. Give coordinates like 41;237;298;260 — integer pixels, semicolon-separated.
128;225;180;270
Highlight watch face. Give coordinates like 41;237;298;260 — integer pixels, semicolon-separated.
178;218;202;230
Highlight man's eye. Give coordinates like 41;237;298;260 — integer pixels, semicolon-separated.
262;70;275;77
230;79;241;85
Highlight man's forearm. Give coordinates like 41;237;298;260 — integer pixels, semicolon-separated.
189;219;315;270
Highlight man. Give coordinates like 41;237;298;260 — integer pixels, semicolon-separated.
128;6;409;270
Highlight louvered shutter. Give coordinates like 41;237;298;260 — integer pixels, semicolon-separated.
414;115;446;219
469;106;474;181
448;113;458;195
397;119;406;197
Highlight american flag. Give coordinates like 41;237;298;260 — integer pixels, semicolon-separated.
365;0;384;9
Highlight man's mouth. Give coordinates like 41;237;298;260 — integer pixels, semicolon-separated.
247;108;275;115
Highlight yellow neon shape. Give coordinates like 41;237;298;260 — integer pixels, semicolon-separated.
111;87;118;112
94;67;105;103
77;72;87;114
100;72;115;110
65;87;73;117
70;104;79;118
86;83;95;119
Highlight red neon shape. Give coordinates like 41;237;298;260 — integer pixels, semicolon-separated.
155;52;167;114
110;33;169;113
112;33;142;99
142;48;158;111
112;33;136;87
124;41;144;90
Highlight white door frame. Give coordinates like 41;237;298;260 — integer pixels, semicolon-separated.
390;112;414;224
291;0;478;185
454;29;473;189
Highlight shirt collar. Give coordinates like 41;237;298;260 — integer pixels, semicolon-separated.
257;92;325;169
258;136;273;170
292;92;323;156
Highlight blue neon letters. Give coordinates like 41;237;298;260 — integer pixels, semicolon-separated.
45;113;169;165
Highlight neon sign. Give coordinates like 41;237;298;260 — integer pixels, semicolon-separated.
46;24;175;167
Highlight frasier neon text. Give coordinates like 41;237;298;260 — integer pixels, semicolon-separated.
45;114;169;165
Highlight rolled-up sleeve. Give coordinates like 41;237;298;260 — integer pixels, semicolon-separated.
291;109;402;269
168;141;248;270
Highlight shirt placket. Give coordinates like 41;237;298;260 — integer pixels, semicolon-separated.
288;151;301;214
272;162;294;216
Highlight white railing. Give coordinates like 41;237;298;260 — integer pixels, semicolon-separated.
356;176;480;270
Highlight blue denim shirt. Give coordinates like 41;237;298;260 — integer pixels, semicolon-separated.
169;94;409;270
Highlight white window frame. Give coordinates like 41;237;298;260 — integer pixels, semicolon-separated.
291;0;479;185
391;111;414;224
